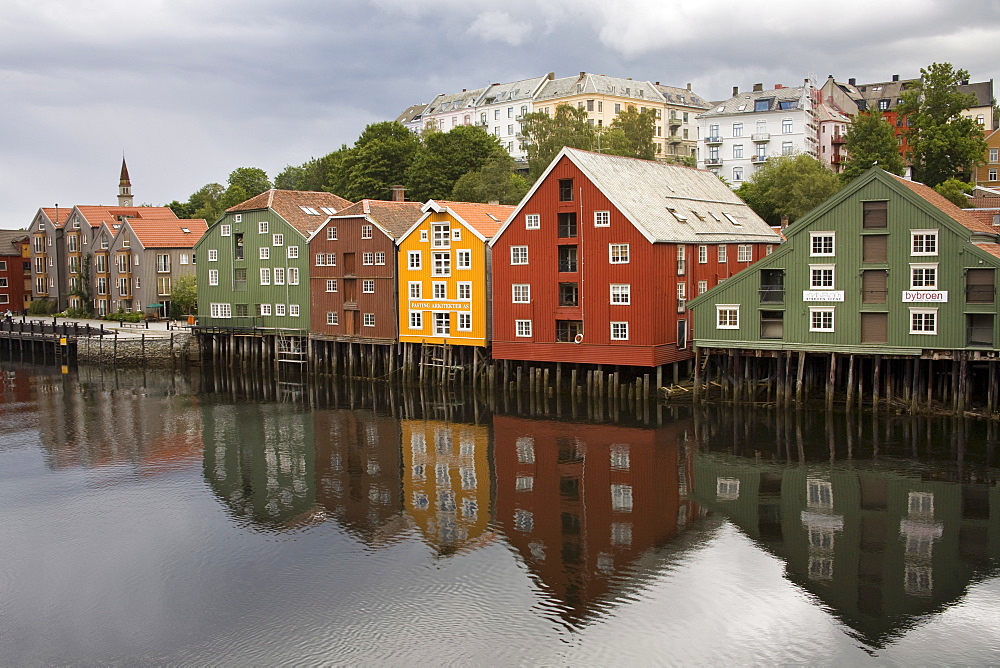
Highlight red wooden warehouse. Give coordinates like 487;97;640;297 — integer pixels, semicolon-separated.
309;199;424;341
489;147;780;369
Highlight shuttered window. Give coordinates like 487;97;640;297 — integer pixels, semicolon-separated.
863;201;887;228
862;235;888;263
862;270;888;303
861;312;888;343
966;268;995;303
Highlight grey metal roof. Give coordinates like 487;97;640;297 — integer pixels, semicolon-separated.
698;86;809;118
560;148;781;243
535;73;665;104
423;86;488;115
654;84;711;109
478;76;548;105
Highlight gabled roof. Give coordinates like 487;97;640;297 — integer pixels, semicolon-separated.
125;217;208;249
422;86;489;116
535;73;665;104
227;189;353;237
399;200;516;245
72;205;178;229
494;147;779;245
654;83;711;109
0;229;28;253
317;199;424;241
38;207;71;227
478;76;549;106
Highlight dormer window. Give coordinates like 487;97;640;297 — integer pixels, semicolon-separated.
754;98;772;112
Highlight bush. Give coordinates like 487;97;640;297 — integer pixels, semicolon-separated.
102;311;146;323
63;307;92;319
28;299;58;316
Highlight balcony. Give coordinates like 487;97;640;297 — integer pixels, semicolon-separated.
667;133;682;143
831;154;846;164
669;118;681;128
831;133;847;144
752;133;770;142
704;136;723;145
704;157;723;167
752;154;768;164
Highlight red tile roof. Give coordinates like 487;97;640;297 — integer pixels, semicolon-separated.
332;200;425;239
127;218;208;249
40;207;71;227
974;243;1000;258
890;174;997;235
432;200;516;239
74;205;179;229
227;190;353;237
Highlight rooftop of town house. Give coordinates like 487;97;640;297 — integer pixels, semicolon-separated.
698;85;810;118
534;72;664;104
421;86;489;116
477;76;550;107
124;217;208;249
422;200;516;240
325;199;425;240
227;189;353;237
0;229;29;252
653;83;711;110
889;173;999;236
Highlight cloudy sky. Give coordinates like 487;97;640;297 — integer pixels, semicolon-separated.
2;0;998;228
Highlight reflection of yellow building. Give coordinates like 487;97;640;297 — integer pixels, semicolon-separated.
396;200;513;347
400;419;492;554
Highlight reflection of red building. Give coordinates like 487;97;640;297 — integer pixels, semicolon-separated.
493;415;699;622
313;409;409;545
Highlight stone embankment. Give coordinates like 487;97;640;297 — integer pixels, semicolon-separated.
75;331;197;368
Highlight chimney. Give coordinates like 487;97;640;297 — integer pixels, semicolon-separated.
362;200;371;214
655;81;660;86
753;83;763;92
892;74;899;82
732;86;739;96
780;215;789;229
775;84;783;89
804;78;810;86
390;185;406;202
848;77;856;86
579;71;586;79
547;72;554;80
686;83;692;91
961;79;969;86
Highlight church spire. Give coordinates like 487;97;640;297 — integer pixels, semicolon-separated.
118;156;133;207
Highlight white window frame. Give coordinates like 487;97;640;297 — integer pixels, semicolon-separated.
220;224;231;237
289;304;300;317
910;263;938;290
275;304;286;316
208;269;219;286
327;311;339;325
210;303;231;318
810;232;835;257
594;210;610;227
259;268;271;285
273;267;285;285
512;284;531;303
525;214;540;229
457;312;472;331
610;321;629;340
457;282;472;301
717;245;727;263
432;282;447;299
737;245;752;263
809;264;835;289
809;307;835;332
698;280;708;294
363;279;375;293
361;225;373;240
456;249;471;269
511;246;528;265
259;246;269;260
288;267;299;285
433;312;450;336
431;223;449;248
610;284;630;304
408;251;422;270
408;281;421;298
326;226;337;240
716;304;739;329
432;251;451;276
515;319;532;337
363;313;375;327
609;243;629;264
408;311;422;329
910;308;938;335
698;245;707;263
374;252;386;265
326;279;338;293
910;229;938;256
208;249;218;262
258;221;268;234
363;252;374;265
259;303;272;316
287;246;298;259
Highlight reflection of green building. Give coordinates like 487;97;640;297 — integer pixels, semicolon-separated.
692;452;1000;645
202;403;318;530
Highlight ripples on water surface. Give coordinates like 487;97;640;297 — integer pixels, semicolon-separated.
0;363;998;664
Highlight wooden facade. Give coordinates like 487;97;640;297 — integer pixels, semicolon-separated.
309;200;423;341
0;231;30;313
490;148;781;367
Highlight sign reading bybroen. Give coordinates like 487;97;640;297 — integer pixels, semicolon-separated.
902;291;948;303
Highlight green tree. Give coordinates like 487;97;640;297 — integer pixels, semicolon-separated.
736;154;843;226
520;104;596;181
189;183;225;222
598;107;657;160
897;62;988;186
841;111;906;181
450;155;530;205
664;154;697;168
340;122;421;201
933;178;973;208
406;125;508;201
66;254;93;317
171;274;198;317
221;167;271;209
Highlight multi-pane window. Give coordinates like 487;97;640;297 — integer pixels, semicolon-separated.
717;245;727;262
259;304;272;316
910;264;937;289
327;311;339;325
408;311;422;329
456;249;471;269
511;246;528;265
810;232;835;256
97;277;107;294
910;308;938;334
452;229;462;241
515;320;532;337
810;265;835;289
326;279;338;292
610;284;630;304
716;305;739;328
432;251;451;276
363;313;375;327
156;254;170;272
363;279;375;293
274;268;285;285
512;284;531;303
363;252;374;265
208;249;218;261
698;280;708;294
559;178;573;201
361;225;373;239
609;244;629;264
911;230;938;255
288;267;299;285
733;144;744;159
698;245;708;263
258;221;268;234
610;322;629;340
457;282;471;300
260;268;271;285
457;313;471;331
272;234;283;246
289;304;300;317
594;211;610;227
327;227;337;240
374;252;385;265
259;247;270;260
208;269;219;286
408;251;421;270
275;304;287;316
433;282;446;299
431;223;449;247
809;308;835;332
287;246;298;259
733;122;743;137
782;119;793;133
525;214;540;229
558;213;577;238
737;245;752;262
210;303;231;318
434;312;450;335
409;282;421;298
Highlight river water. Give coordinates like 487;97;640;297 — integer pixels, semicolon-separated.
1;362;998;665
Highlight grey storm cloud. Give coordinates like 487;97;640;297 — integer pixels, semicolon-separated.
1;0;998;225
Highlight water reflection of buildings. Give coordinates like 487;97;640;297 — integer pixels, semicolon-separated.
202;403;319;530
692;443;1000;645
401;419;493;555
313;409;411;545
493;415;701;623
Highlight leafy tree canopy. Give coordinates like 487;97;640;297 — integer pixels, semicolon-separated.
600;107;658;160
450;155;529;205
842;112;905;182
221;167;271;209
898;62;988;186
933;178;973;208
736;154;843;226
339;121;421;201
406;125;508;201
171;274;198;316
520;104;596;181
